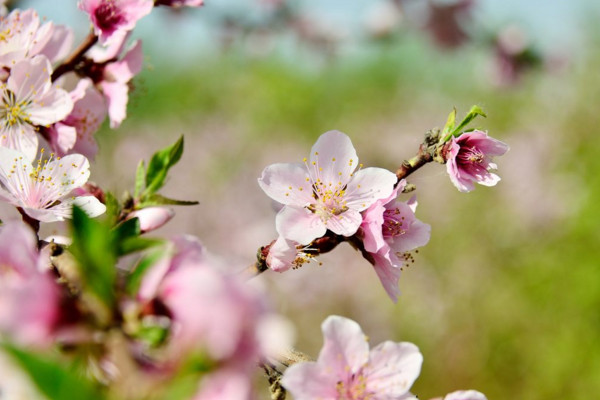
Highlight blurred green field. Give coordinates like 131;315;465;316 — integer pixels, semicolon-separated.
94;34;600;399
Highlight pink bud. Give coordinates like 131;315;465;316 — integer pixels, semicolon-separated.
129;207;175;233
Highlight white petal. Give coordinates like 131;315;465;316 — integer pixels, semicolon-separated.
325;208;362;237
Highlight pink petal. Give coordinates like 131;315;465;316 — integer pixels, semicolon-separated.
38;24;74;64
365;341;423;396
325;208;363;237
370;251;401;302
309;130;358;185
344;167;397;211
281;362;338;400
275;206;326;245
258;162;313;206
104;40;143;83
47;123;77;154
319;316;370;378
266;236;298;272
100;81;128;128
0;124;39;161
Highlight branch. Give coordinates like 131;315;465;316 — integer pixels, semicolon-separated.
52;31;98;81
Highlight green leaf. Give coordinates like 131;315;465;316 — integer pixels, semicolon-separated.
70;206;116;307
119;236;165;256
103;191;121;226
134;160;146;198
138;193;199;208
127;247;167;295
442;105;487;142
442;108;456;135
143;136;184;197
4;345;106;400
113;217;141;241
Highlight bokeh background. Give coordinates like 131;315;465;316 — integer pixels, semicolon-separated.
17;0;600;398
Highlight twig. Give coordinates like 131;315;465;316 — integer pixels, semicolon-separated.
52;31;98;81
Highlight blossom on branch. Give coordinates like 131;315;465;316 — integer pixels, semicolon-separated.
1;55;73;160
259;130;397;245
281;315;423;400
359;183;431;301
0;9;54;69
443;130;509;193
0;147;106;222
78;0;153;45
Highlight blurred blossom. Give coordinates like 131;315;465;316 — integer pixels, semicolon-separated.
78;0;153;45
127;206;175;233
441;390;488;400
258;130;397;245
0;147;106;222
0;55;73;160
281;315;423;399
0;0;6;16
46;78;107;159
359;183;431;302
138;236;289;380
443;130;509;193
423;0;473;49
364;1;403;40
489;25;542;87
0;220;60;347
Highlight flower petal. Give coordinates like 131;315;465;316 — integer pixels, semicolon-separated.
444;390;488;400
258;162;313;206
276;206;326;245
281;362;338;400
365;341;423;396
344;167;397;211
319;316;370;378
309;130;358;185
325;208;362;237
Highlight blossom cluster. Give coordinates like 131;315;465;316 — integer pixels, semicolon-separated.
0;1;509;400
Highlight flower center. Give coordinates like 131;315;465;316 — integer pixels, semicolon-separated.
95;1;126;31
1;89;31;127
309;179;349;223
382;207;407;238
459;146;485;164
0;28;12;42
336;373;373;400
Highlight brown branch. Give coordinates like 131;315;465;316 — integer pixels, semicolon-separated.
395;144;434;182
52;31;98;81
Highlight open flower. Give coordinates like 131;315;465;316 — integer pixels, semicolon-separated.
0;147;106;222
259;130;397;245
444;130;509;192
359;183;431;301
78;0;153;45
1;55;73;160
0;9;54;69
282;315;423;400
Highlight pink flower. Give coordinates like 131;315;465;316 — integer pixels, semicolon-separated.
127;207;175;233
282;315;423;400
266;236;318;272
444;130;509;193
0;147;106;222
359;183;431;301
259;130;397;245
0;55;73;160
138;236;271;365
89;38;144;128
46;78;107;159
0;220;61;347
78;0;153;45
